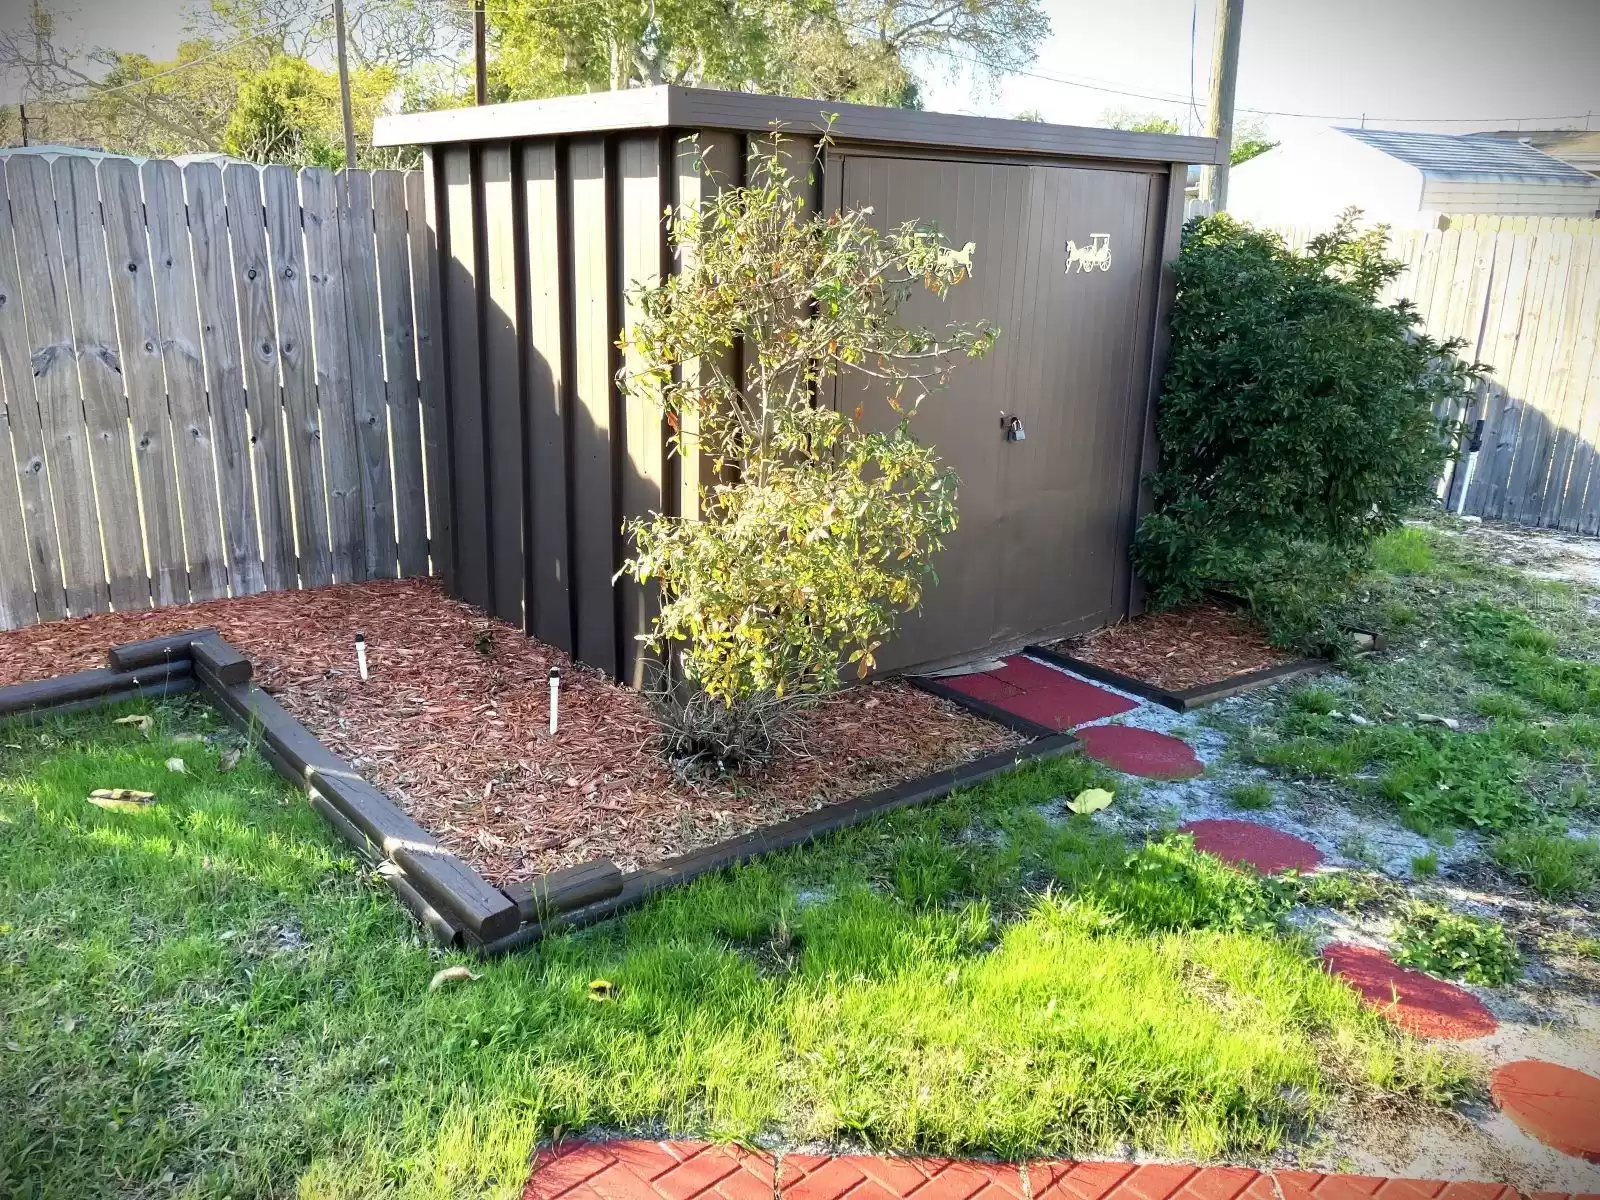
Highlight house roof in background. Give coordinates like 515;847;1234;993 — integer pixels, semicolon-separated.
1476;129;1600;157
1337;127;1599;184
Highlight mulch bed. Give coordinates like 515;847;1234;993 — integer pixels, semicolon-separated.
0;579;1018;884
1047;601;1297;692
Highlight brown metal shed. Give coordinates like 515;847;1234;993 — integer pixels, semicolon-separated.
374;87;1220;684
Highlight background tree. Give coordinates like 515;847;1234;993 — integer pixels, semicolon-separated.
0;0;464;163
1099;107;1182;134
1229;115;1276;164
618;137;996;711
222;54;398;168
489;0;1048;106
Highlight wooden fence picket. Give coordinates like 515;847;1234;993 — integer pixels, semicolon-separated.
339;168;397;579
187;162;265;597
262;164;334;589
51;156;147;612
373;169;428;577
224;162;299;592
99;156;187;607
300;167;366;583
9;154;109;616
0;159;62;624
143;159;228;600
0;152;435;633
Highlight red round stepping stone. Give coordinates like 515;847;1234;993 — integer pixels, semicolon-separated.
1321;942;1497;1040
1076;724;1203;780
1491;1059;1600;1162
1179;818;1323;874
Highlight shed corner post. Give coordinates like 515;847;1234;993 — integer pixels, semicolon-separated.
1127;161;1191;619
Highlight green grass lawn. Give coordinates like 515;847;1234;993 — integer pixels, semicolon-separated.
1224;520;1600;878
0;699;1468;1199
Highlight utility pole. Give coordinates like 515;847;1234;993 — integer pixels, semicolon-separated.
472;0;488;105
1197;0;1243;213
333;0;358;168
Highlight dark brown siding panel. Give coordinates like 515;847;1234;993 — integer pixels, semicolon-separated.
443;147;491;610
567;138;617;676
521;141;573;653
413;154;453;585
671;131;740;520
616;134;669;688
481;144;526;627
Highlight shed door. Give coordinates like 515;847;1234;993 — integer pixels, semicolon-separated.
835;154;1160;672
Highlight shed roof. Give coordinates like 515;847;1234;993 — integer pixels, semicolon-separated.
374;84;1222;166
1338;127;1597;184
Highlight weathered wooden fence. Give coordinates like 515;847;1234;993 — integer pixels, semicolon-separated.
1275;215;1600;532
0;154;436;631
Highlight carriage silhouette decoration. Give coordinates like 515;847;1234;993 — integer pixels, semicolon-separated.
1064;233;1112;273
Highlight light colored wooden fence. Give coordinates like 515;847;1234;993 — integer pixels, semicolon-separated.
1273;216;1600;532
0;154;435;631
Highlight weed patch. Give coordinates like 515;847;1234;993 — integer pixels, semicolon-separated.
1393;904;1521;986
1371;527;1439;576
1227;782;1273;810
1491;830;1600;901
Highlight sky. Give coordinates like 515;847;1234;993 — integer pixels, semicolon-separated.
918;0;1600;139
7;0;1600;139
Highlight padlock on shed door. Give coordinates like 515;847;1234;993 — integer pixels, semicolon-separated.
1004;414;1027;442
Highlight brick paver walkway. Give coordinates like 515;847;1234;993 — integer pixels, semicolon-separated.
521;1141;1595;1200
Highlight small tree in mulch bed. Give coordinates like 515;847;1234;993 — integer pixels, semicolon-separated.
616;133;995;759
1133;210;1483;653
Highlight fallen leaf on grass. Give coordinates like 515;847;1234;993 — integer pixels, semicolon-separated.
429;966;481;992
587;979;615;1002
1415;713;1461;731
88;788;155;813
1067;787;1114;815
112;714;152;736
165;757;187;774
172;732;205;744
218;749;241;772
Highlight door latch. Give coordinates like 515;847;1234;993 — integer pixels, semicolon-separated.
1004;415;1027;442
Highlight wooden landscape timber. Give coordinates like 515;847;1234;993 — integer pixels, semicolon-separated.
0;631;1074;955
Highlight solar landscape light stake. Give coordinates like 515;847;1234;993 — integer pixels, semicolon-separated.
549;667;561;736
355;632;369;681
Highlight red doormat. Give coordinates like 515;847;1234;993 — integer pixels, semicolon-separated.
1320;943;1498;1040
522;1141;1539;1200
941;657;1138;732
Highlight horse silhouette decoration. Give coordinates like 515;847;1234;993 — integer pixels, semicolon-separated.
1064;233;1112;273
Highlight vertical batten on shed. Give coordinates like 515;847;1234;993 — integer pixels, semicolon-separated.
412;155;452;586
441;146;490;608
616;133;671;688
567;138;617;676
481;143;527;629
520;141;573;654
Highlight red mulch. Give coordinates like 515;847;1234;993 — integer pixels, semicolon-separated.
0;579;1018;884
1050;601;1297;692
